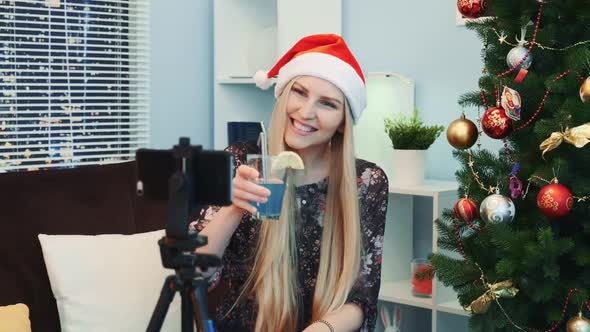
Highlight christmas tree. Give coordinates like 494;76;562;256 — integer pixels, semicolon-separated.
432;0;590;331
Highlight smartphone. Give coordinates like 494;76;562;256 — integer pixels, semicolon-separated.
135;147;233;207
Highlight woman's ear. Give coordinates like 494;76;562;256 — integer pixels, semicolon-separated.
338;103;349;134
337;120;345;134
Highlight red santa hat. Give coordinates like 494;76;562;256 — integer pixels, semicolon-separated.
254;34;366;123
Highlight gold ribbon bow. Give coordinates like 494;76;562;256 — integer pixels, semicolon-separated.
464;280;519;314
539;123;590;157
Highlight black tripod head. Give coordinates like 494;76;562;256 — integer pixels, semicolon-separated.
157;231;220;273
136;137;233;271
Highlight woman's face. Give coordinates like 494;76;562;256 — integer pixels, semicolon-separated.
284;76;346;153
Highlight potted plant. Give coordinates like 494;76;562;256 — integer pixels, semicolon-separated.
384;108;444;186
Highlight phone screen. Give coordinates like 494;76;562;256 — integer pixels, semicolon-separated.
135;148;233;206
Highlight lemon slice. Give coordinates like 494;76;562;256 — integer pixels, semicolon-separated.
272;151;305;170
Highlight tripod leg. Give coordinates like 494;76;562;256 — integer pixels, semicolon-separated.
147;275;178;332
190;279;215;332
180;286;195;332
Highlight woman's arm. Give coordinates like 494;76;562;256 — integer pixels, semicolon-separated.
343;165;389;331
193;163;270;285
194;205;244;258
196;164;270;257
303;304;363;332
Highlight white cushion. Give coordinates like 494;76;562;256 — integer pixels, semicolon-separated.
38;230;183;332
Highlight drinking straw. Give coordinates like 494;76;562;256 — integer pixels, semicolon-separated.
259;122;269;183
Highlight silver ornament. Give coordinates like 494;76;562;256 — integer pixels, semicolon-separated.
567;313;590;332
479;194;515;223
506;46;533;70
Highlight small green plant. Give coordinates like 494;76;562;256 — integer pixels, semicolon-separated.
384;108;444;150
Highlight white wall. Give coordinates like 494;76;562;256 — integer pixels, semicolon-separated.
343;0;492;180
149;0;213;149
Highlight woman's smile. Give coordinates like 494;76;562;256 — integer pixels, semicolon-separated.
289;117;318;136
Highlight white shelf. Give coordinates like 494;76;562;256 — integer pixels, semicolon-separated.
217;76;278;85
389;179;458;197
379;280;434;310
437;300;470;317
217;77;256;84
379;178;468;331
379;281;470;318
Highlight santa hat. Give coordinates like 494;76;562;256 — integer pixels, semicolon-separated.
254;34;366;123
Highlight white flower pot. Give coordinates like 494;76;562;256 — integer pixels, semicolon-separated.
391;149;426;186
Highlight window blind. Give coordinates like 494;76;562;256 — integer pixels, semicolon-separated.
0;0;149;171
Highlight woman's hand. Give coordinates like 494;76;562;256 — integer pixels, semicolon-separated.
302;322;333;332
231;165;271;214
302;304;364;332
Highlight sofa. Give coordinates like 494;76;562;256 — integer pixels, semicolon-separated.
0;161;226;331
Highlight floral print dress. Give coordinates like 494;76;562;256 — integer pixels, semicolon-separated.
190;141;389;332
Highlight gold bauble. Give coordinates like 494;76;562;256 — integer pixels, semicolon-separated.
568;313;590;332
580;77;590;103
446;114;479;150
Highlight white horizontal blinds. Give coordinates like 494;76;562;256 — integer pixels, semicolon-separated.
0;0;149;172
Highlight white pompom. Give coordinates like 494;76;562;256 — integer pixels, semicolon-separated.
254;70;273;90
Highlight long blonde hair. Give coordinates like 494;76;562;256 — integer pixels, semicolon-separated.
238;78;362;332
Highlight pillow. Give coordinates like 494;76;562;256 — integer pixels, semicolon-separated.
38;230;183;332
0;303;31;332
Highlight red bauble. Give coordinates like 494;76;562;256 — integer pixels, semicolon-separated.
536;183;574;218
457;0;487;19
454;197;478;223
481;107;514;139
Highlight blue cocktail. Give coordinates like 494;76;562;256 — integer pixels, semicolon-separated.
246;154;288;221
254;182;286;220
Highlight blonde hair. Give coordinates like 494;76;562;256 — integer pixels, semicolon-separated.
236;78;362;332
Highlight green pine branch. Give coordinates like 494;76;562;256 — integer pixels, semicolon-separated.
433;1;590;329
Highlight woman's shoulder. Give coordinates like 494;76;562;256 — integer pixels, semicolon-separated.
355;159;388;181
355;158;389;195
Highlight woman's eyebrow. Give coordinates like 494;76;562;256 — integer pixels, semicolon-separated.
293;82;308;92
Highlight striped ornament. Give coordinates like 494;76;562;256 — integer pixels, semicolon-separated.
454;197;478;223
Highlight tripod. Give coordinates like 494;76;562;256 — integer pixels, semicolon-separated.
146;139;221;332
146;233;220;332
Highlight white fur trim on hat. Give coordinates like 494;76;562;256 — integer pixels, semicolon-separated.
273;53;366;123
254;70;274;90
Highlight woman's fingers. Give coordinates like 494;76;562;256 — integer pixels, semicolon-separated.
234;178;271;197
231;165;271;214
232;197;257;214
236;165;258;180
233;187;268;204
233;167;271;196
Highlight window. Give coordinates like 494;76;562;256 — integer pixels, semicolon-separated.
0;0;149;172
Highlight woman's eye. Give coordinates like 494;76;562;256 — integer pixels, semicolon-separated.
320;100;337;109
292;87;305;96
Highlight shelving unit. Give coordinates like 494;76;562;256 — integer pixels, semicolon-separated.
213;0;342;149
377;180;469;332
379;280;434;309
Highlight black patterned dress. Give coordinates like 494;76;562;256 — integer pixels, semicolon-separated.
190;141;389;332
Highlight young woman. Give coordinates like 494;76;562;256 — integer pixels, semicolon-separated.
191;34;388;332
